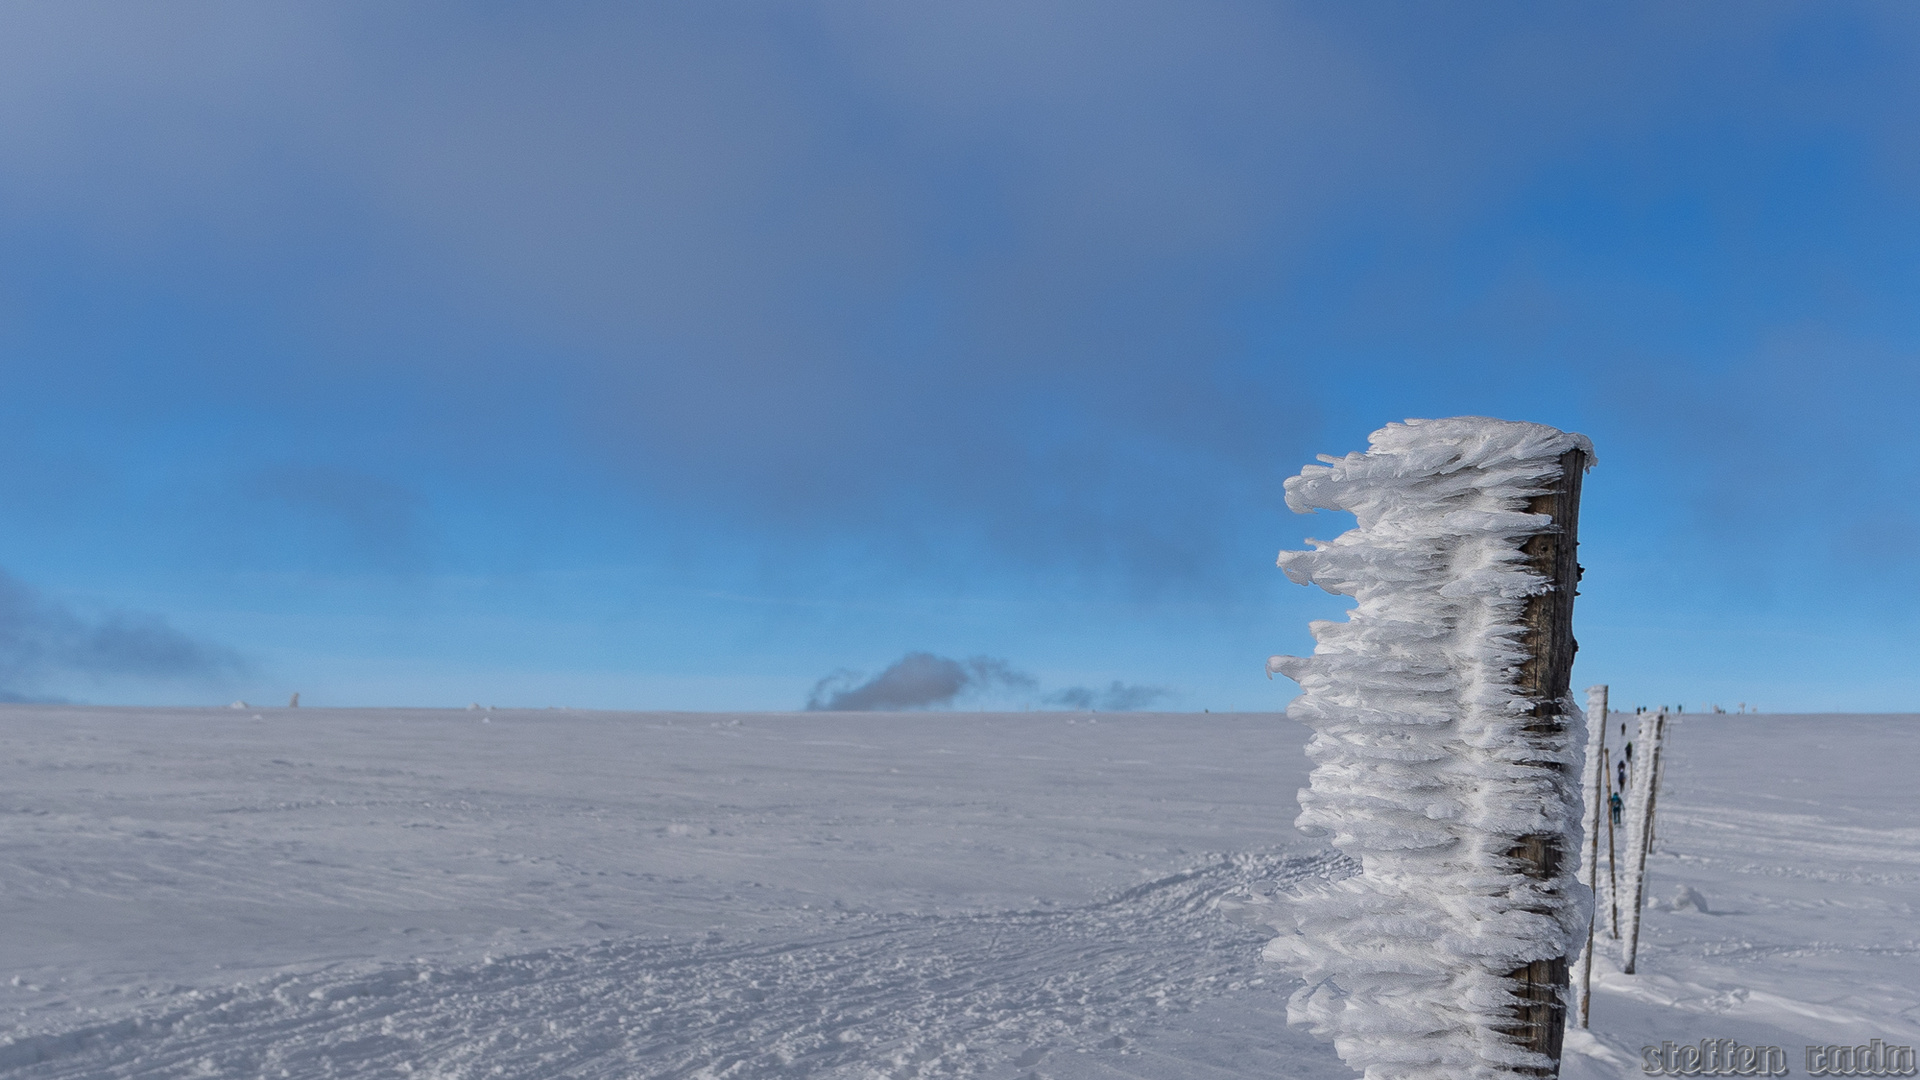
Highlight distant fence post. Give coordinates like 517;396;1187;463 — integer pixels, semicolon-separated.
1573;684;1608;1029
1605;724;1620;940
1648;714;1674;849
1620;709;1667;974
1265;418;1593;1080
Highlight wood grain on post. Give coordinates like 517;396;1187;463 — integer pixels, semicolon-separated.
1500;447;1586;1076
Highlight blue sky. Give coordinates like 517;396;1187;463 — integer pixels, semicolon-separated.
1;2;1917;711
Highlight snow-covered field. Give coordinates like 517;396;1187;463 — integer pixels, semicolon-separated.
0;706;1913;1078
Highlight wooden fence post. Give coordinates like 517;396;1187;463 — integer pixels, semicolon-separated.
1269;420;1595;1079
1499;446;1587;1075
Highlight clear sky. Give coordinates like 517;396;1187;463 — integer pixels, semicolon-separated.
1;2;1916;712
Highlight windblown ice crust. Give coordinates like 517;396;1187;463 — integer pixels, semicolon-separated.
1264;418;1595;1080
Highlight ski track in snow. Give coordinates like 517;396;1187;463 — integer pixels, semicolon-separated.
1;851;1354;1080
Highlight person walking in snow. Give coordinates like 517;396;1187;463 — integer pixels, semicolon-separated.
1610;789;1623;826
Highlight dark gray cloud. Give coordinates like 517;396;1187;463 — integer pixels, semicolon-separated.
0;570;245;699
805;652;1171;711
1046;681;1171;712
806;652;1036;711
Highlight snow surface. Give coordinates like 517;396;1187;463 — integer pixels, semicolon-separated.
1267;418;1593;1078
0;706;1915;1078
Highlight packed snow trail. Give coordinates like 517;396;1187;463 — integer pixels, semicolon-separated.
0;851;1354;1079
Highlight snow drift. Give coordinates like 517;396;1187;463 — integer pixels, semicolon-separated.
1264;417;1594;1079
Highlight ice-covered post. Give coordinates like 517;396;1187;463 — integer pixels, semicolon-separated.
1603;728;1620;940
1619;709;1666;975
1265;418;1593;1079
1572;685;1608;1029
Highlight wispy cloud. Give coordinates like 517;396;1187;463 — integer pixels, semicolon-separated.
0;4;1906;605
0;571;245;700
245;463;427;571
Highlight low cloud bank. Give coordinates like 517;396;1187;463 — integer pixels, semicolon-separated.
806;652;1171;712
806;652;1036;711
1045;681;1171;711
0;571;246;700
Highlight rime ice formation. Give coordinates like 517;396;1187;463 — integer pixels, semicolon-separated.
1570;684;1610;1030
1263;417;1595;1080
1619;710;1666;973
1577;686;1610;904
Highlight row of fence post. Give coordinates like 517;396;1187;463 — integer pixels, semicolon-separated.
1573;686;1670;1028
